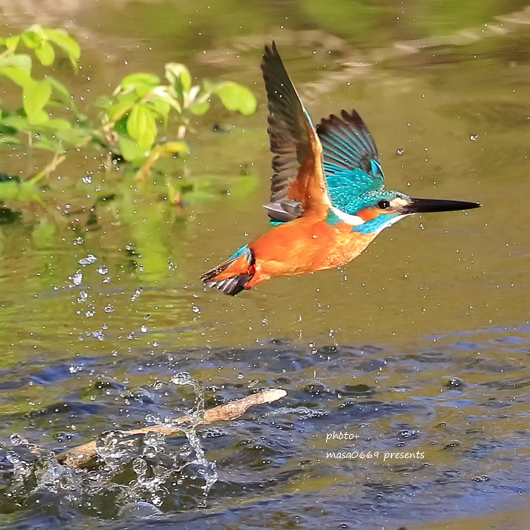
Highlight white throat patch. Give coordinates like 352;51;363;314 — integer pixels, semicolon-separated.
330;206;364;226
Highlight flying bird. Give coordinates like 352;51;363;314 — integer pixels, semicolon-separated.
201;42;480;295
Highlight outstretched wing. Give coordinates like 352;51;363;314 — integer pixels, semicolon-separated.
317;110;385;215
262;42;331;223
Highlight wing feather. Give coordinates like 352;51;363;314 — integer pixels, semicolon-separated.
317;110;385;212
262;42;330;222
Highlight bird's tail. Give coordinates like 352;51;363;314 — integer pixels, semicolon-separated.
201;245;255;296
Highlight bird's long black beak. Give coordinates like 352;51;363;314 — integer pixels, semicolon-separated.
400;198;481;214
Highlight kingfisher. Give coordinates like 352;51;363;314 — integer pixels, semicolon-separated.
201;42;480;295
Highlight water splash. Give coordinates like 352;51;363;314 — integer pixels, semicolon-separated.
170;371;205;416
2;372;219;515
169;371;217;503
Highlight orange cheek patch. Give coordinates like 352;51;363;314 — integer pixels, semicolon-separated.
357;207;379;221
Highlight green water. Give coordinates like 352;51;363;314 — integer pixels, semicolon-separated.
0;1;529;528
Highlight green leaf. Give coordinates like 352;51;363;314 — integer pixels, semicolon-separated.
146;99;170;122
56;127;91;145
29;109;50;125
107;98;137;122
189;100;210;115
35;41;55;66
0;136;23;147
0;120;18;135
0;180;21;201
46;76;77;113
151;89;181;113
23;79;52;122
118;134;148;163
21;30;43;49
213;81;257;115
165;63;192;94
46;75;72;97
4;53;32;72
46;76;70;99
134;84;154;98
42;118;72;130
120;73;160;91
202;79;216;94
0;66;32;87
1;115;31;131
5;36;20;51
127;103;157;151
0;53;32;72
42;28;80;69
113;116;128;136
18;180;43;203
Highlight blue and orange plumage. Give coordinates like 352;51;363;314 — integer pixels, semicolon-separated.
201;43;480;295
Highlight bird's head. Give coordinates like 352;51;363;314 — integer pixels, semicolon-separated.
330;190;480;235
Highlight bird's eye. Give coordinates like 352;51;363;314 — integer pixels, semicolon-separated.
377;200;391;210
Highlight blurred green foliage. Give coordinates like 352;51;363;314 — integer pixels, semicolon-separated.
0;25;257;207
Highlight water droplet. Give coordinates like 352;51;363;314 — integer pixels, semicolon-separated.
171;372;194;386
70;270;83;286
141;325;148;333
96;265;109;275
10;433;24;446
145;414;159;424
77;291;88;303
133;457;148;476
192;305;200;314
470;134;479;141
104;305;115;313
131;287;143;302
6;450;21;464
82;175;92;184
396;148;404;155
78;254;98;266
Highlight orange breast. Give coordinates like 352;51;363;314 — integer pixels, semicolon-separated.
249;216;377;279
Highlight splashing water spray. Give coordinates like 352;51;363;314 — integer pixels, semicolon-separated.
169;371;218;505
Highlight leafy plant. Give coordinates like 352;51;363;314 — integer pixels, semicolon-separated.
0;25;103;194
0;25;257;197
99;63;256;179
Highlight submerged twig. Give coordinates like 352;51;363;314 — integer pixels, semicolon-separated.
56;388;286;469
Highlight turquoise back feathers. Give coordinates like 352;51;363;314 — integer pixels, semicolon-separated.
317;109;386;216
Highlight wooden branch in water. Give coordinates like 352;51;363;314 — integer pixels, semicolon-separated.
56;389;287;469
